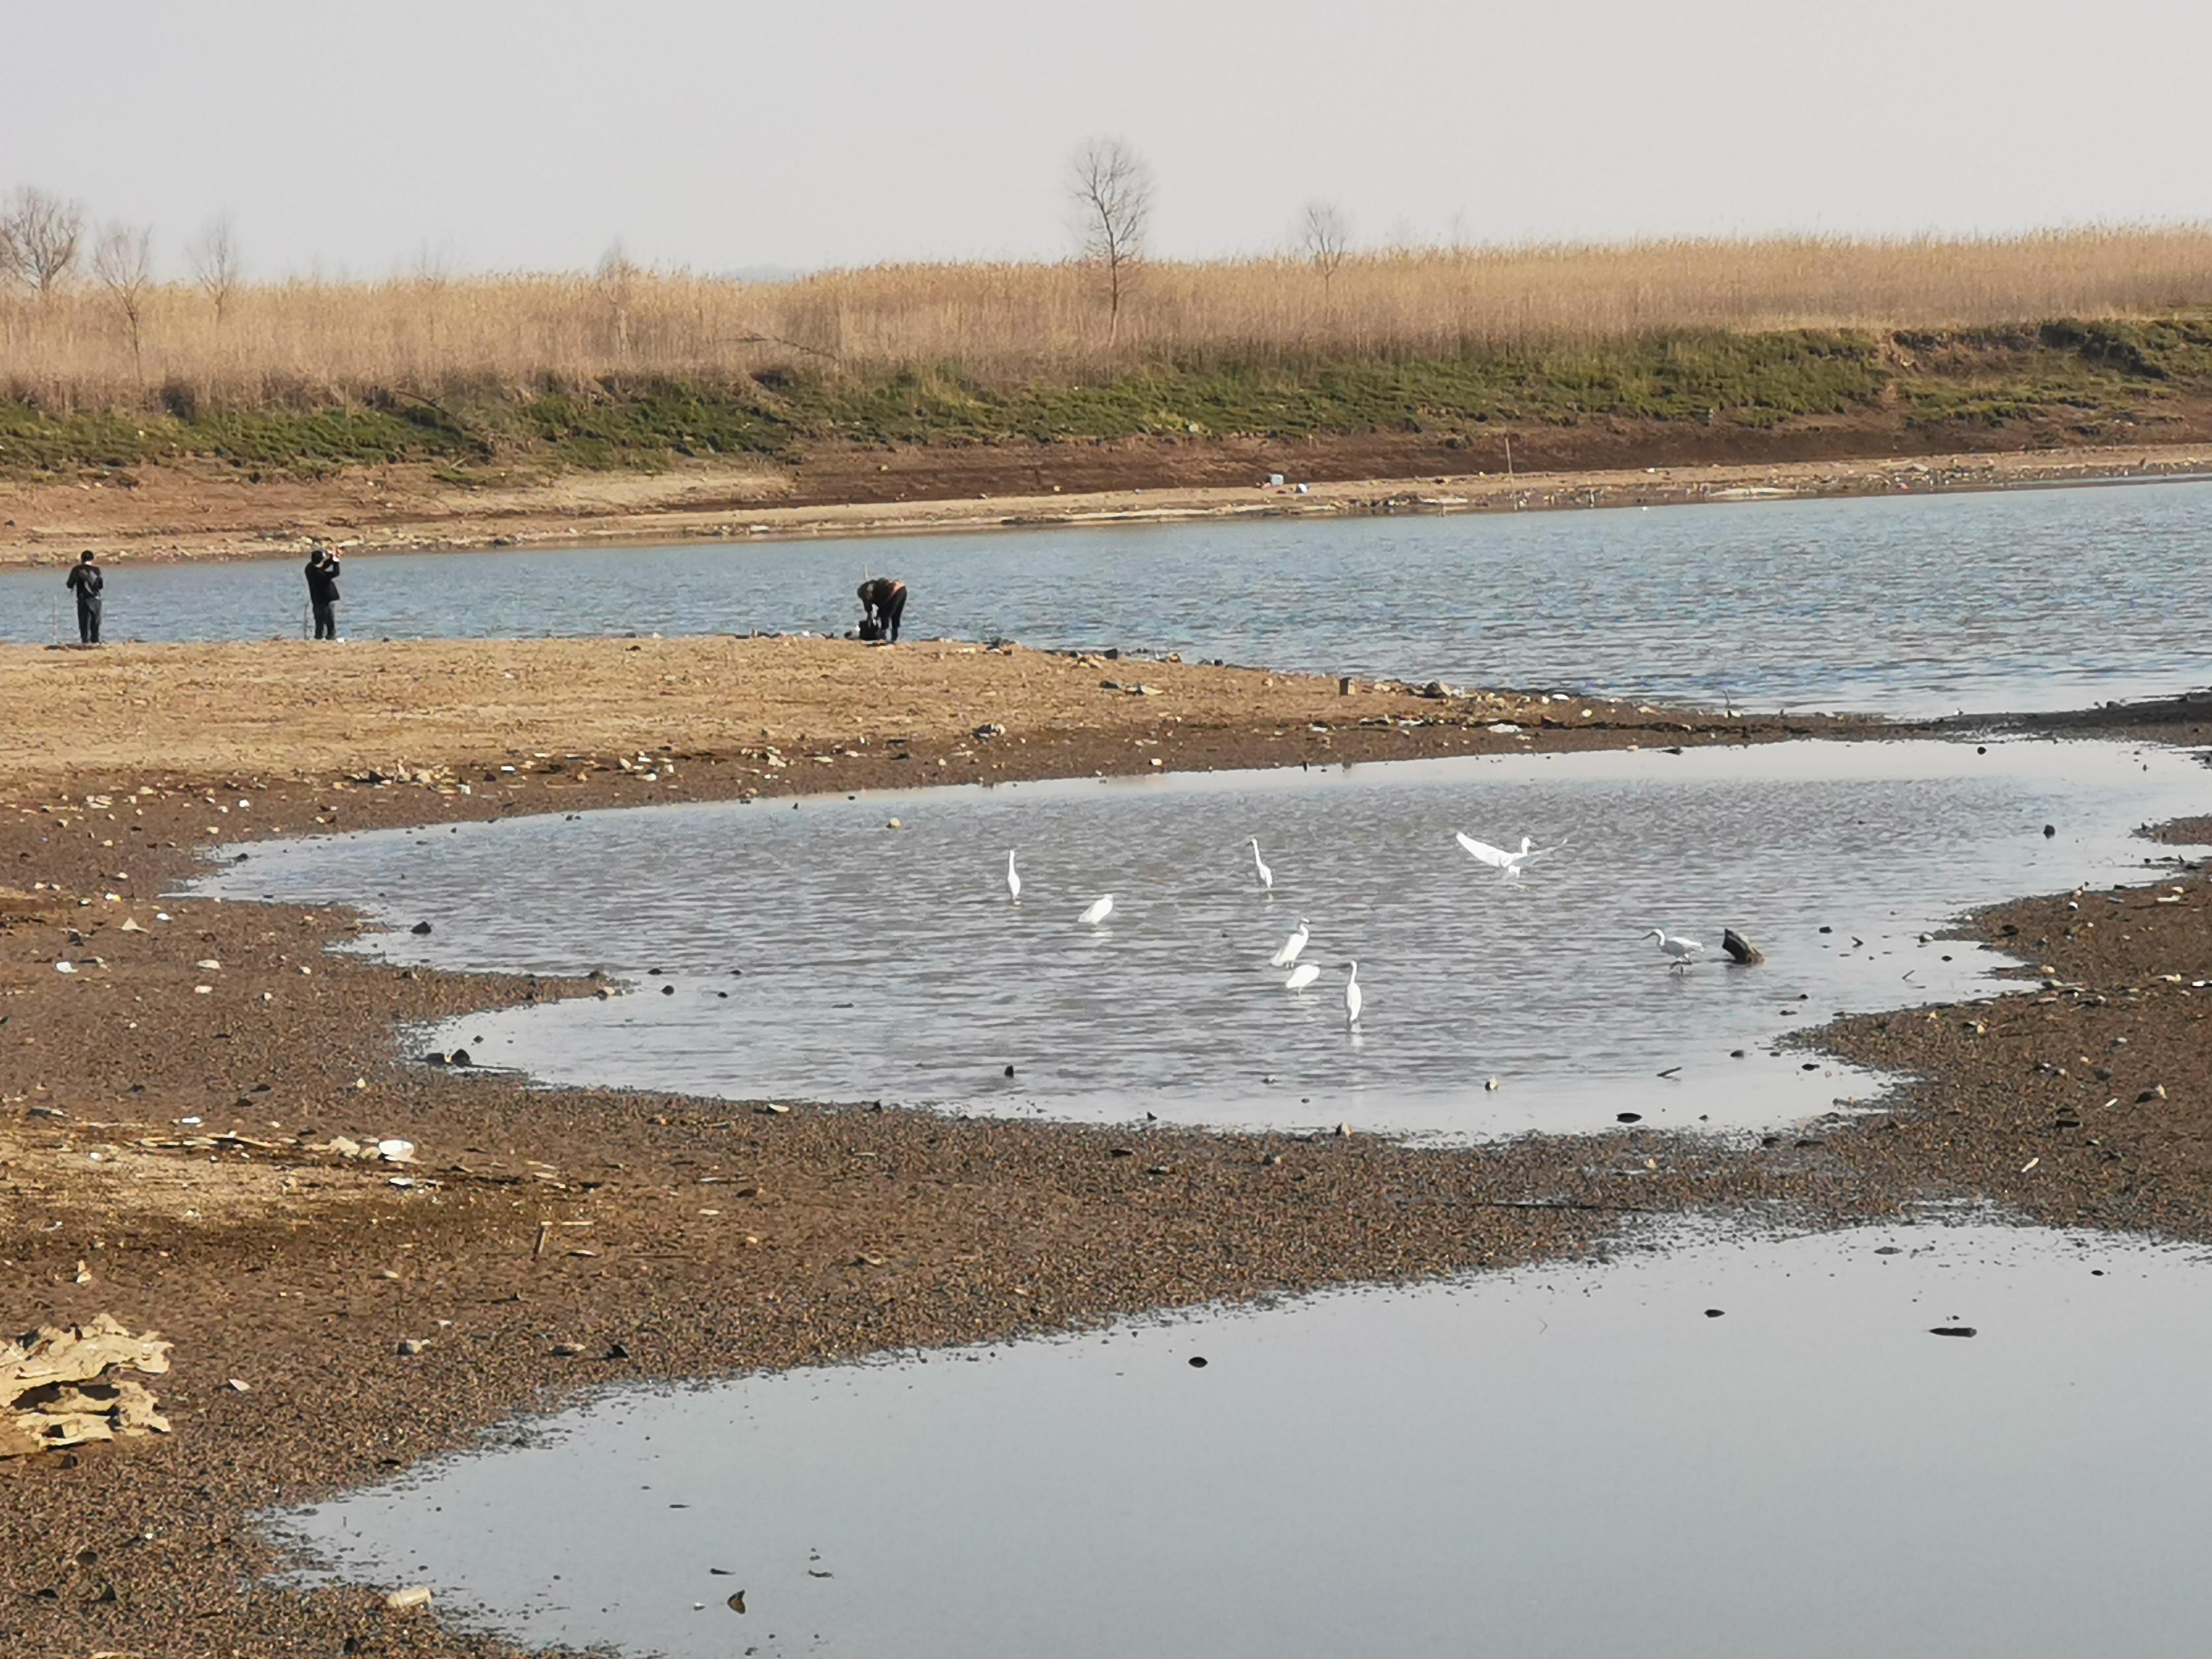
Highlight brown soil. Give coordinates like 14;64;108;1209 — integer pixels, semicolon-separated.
0;635;1869;795
3;434;2207;569
2;647;2209;1657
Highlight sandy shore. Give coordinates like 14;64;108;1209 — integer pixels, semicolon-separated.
2;440;2207;568
0;634;1871;792
2;644;2209;1656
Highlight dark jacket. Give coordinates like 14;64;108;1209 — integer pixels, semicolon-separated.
66;563;103;599
305;557;342;606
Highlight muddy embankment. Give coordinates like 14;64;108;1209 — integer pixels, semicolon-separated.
3;435;2209;568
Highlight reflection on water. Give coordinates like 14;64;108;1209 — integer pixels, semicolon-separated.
200;739;2211;1140
273;1222;2212;1659
12;478;2212;715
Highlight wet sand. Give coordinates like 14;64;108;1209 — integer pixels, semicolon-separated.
2;650;2209;1656
3;439;2207;568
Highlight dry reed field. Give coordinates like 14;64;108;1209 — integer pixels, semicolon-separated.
6;228;2212;410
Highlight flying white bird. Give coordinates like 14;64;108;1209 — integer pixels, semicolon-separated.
1249;837;1274;893
1005;850;1020;902
1080;895;1114;926
1344;961;1363;1025
1284;962;1320;992
1455;832;1559;875
1270;918;1311;968
1645;928;1704;970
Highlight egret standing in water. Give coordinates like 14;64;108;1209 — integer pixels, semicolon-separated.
1249;838;1274;893
1081;895;1114;927
1344;961;1363;1026
1005;851;1021;902
1284;962;1320;992
1454;832;1560;877
1644;928;1704;971
1270;918;1311;968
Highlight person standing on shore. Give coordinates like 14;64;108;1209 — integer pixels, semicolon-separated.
305;546;343;640
857;576;907;643
64;551;103;645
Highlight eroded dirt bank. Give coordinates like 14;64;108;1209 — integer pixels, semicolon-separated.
3;437;2207;568
2;650;2209;1657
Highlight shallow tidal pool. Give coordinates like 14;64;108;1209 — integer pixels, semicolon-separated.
201;736;2210;1139
272;1220;2212;1659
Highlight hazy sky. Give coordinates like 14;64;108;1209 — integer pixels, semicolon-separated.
5;0;2206;278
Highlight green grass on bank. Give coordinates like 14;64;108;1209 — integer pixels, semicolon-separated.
3;316;2209;482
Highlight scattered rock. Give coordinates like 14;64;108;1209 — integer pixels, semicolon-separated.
410;921;433;935
1929;1327;1978;1338
396;1339;427;1357
1;1316;174;1458
1704;1309;1725;1318
1721;928;1765;965
1616;1112;1642;1123
383;1585;434;1610
2138;1084;2168;1103
1188;1356;1208;1368
550;1342;585;1358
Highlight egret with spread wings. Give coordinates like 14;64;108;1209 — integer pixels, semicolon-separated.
1454;832;1562;876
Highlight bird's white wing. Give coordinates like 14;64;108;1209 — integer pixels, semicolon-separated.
1284;963;1319;990
1521;837;1569;863
1455;832;1515;869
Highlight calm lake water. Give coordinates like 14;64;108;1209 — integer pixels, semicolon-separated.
196;737;2211;1141
273;1220;2212;1659
16;477;2212;716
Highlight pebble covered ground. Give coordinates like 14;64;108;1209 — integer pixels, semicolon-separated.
0;661;2206;1657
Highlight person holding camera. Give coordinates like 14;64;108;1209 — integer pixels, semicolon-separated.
64;550;103;645
305;546;343;640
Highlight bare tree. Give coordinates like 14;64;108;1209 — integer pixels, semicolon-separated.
1301;201;1352;294
0;186;85;297
597;240;640;357
92;222;155;381
1066;138;1152;344
186;212;242;326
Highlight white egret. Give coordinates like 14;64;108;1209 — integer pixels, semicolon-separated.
1005;850;1021;902
1249;837;1274;893
1644;927;1704;971
1344;961;1363;1025
1080;895;1114;926
1455;832;1560;875
1270;918;1311;968
1284;962;1321;992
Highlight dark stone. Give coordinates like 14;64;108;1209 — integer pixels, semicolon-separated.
410;921;432;935
1616;1112;1642;1123
1187;1356;1208;1368
1929;1327;1978;1338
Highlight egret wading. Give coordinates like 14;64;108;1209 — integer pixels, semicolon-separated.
1644;928;1704;971
1005;851;1021;902
1284;962;1321;992
1249;838;1274;893
1344;961;1363;1026
1270;919;1311;968
1455;832;1560;876
1080;895;1114;927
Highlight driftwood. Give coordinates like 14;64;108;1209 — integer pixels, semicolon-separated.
0;1314;173;1458
1722;928;1766;965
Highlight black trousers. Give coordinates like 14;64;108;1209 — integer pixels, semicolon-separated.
881;586;906;642
312;602;337;640
76;597;101;644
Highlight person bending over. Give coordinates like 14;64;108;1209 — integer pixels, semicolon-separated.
857;576;907;644
65;551;103;645
305;547;343;640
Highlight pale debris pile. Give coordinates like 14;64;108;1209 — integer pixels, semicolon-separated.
1;1314;174;1458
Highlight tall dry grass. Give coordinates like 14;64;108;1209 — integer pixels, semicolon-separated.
4;228;2210;411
